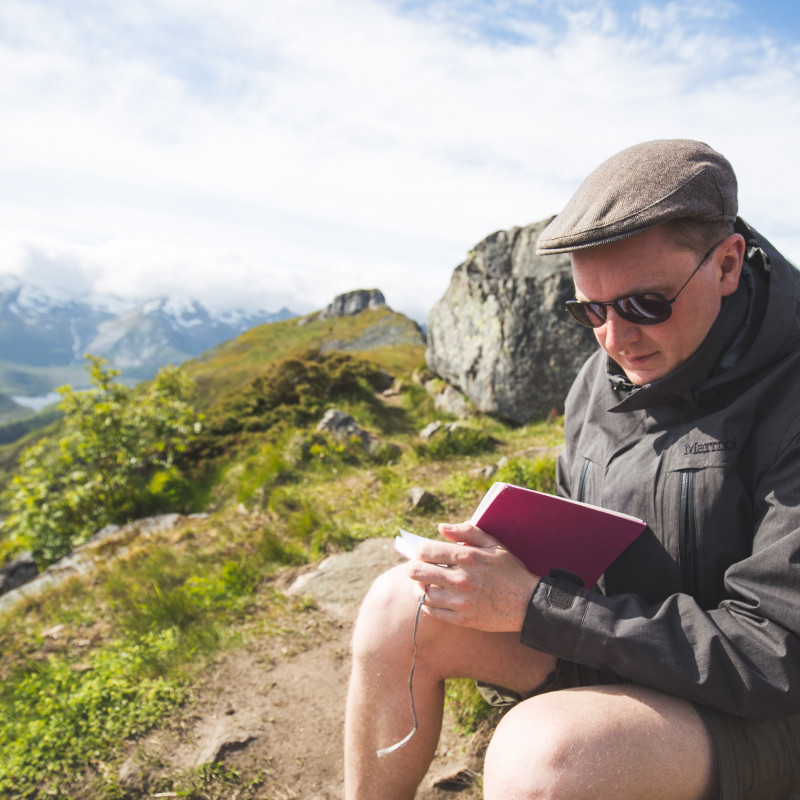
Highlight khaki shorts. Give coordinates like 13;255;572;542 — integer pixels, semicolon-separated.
477;661;800;800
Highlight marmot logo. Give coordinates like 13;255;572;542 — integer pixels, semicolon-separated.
683;439;738;455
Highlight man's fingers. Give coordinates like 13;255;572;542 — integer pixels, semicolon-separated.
438;521;498;548
416;583;462;617
407;556;458;587
411;538;460;567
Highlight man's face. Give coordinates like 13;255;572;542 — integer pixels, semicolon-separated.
571;226;742;386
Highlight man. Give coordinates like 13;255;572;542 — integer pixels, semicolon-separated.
344;140;800;800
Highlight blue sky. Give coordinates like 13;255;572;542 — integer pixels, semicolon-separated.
1;0;799;323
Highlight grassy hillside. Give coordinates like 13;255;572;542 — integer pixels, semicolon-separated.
0;307;425;485
0;392;25;419
184;307;425;408
0;305;567;797
0;306;423;447
0;404;564;798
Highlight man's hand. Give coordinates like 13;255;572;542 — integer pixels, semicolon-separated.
405;521;540;633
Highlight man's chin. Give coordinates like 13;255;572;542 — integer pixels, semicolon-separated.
618;354;666;386
621;365;665;387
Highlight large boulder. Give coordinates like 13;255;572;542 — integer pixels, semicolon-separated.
426;218;598;424
320;289;386;319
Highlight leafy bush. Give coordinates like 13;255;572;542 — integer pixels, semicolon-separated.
205;349;391;440
1;357;203;566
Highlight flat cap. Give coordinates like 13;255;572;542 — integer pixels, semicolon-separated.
535;139;738;254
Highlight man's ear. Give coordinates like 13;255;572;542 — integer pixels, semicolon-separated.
719;233;746;297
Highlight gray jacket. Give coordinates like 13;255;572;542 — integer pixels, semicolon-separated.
521;219;800;720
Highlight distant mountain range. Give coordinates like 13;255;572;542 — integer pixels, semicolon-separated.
0;275;295;413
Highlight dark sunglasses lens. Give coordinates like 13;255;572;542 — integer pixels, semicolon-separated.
566;301;605;328
566;293;673;328
617;294;672;325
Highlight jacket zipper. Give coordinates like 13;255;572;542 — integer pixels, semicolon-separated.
577;458;592;504
680;469;699;597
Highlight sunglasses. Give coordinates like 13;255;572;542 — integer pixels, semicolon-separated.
565;240;724;328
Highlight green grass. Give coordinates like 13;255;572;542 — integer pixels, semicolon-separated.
0;349;565;797
0;520;322;798
495;455;559;495
445;677;501;734
185;307;426;409
0;629;187;797
148;763;270;800
413;423;498;460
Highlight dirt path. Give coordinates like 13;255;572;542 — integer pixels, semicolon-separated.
117;538;490;799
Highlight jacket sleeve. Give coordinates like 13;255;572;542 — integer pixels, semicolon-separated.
522;429;800;721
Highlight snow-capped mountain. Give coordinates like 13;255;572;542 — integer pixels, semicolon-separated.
0;275;295;389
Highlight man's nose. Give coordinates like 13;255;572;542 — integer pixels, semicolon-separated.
601;307;640;349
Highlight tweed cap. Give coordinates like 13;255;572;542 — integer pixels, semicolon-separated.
535;139;738;254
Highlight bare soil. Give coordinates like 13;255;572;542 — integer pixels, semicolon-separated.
115;538;494;799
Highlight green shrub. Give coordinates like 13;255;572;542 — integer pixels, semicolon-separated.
205;349;390;439
1;357;202;566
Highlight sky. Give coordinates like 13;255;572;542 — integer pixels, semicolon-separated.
1;0;799;324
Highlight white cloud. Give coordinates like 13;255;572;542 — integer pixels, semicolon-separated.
0;0;799;323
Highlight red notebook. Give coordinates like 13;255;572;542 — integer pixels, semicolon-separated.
395;482;646;588
470;482;645;587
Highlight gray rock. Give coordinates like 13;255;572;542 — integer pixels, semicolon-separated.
407;487;438;511
419;421;443;440
469;464;498;480
0;552;38;596
320;289;387;319
193;725;256;767
316;408;400;461
317;408;372;447
287;537;404;620
426;218;598;424
434;384;470;418
0;514;186;613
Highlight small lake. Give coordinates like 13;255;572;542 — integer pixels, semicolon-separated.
11;393;61;411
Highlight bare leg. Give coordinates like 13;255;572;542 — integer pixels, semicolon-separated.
344;565;556;800
483;684;719;800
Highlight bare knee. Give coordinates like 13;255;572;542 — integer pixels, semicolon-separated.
350;564;485;681
351;565;419;665
484;694;585;800
483;686;719;800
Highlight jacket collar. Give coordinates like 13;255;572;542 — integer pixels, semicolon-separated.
606;218;778;413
